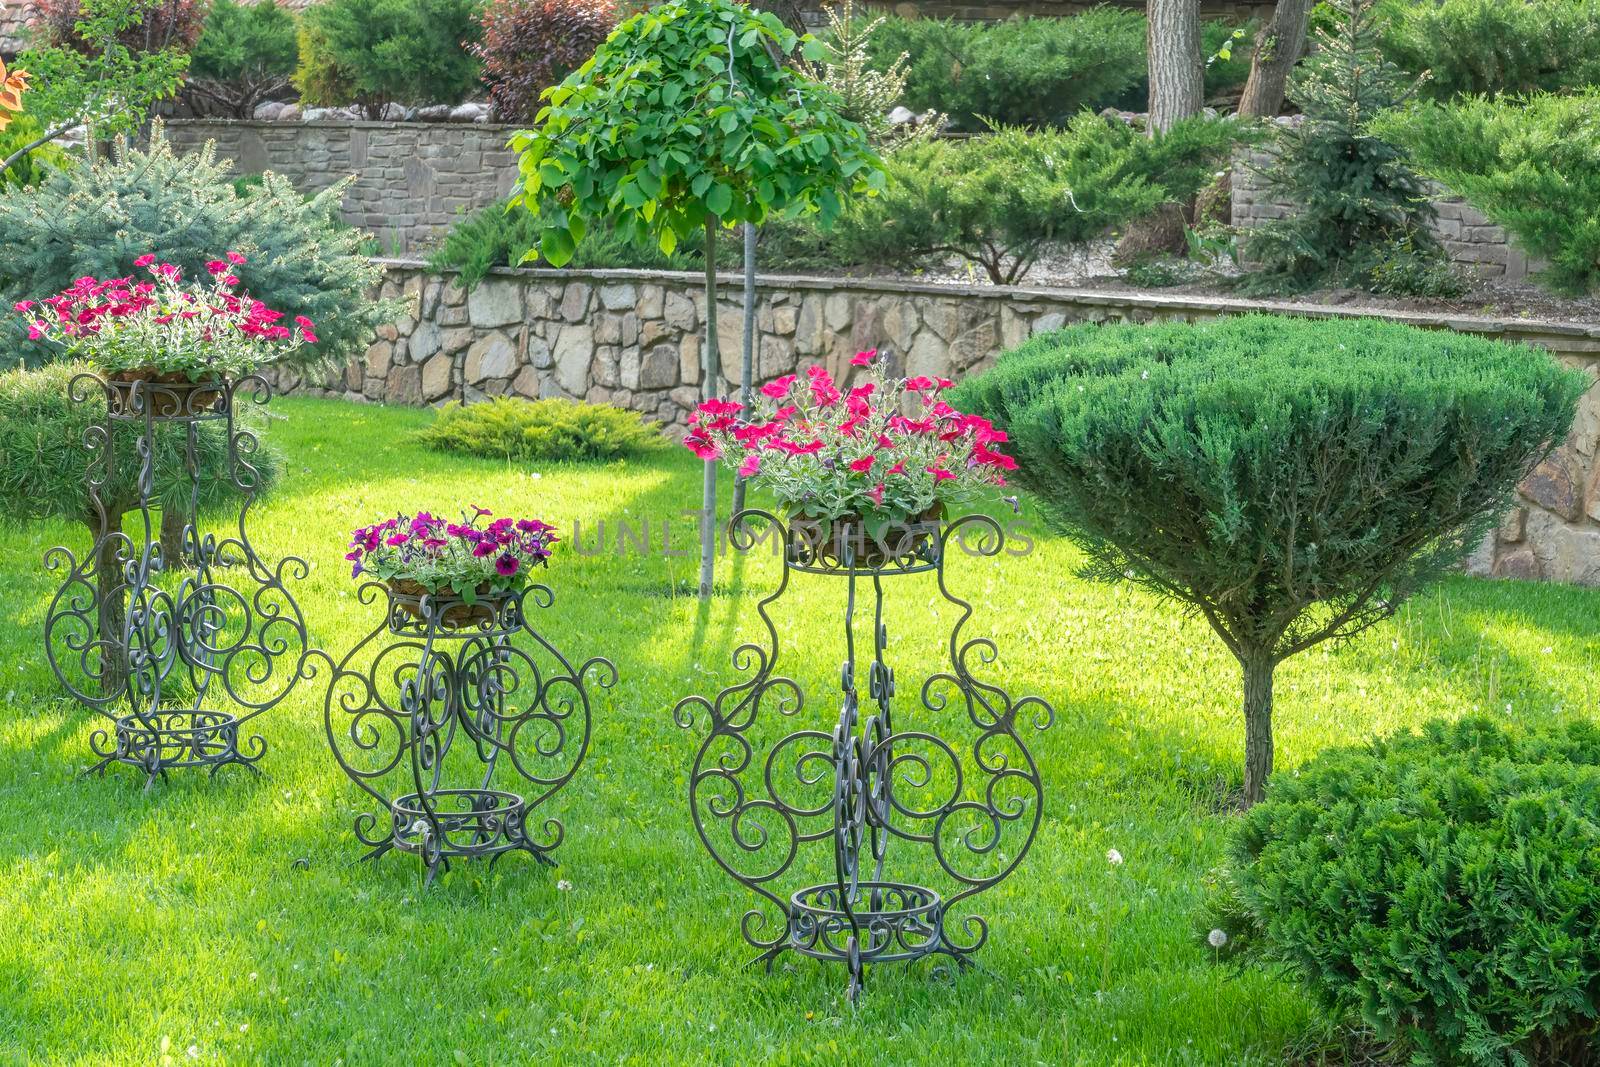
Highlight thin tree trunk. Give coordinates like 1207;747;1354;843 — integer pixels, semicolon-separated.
93;514;129;697
731;222;757;518
1147;0;1203;134
698;220;723;601
160;505;187;570
1240;649;1276;807
1236;0;1315;118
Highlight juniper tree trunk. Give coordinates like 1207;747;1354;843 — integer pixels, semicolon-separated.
698;220;722;601
731;222;757;518
1237;0;1315;118
93;512;129;697
1147;0;1204;133
1240;648;1275;807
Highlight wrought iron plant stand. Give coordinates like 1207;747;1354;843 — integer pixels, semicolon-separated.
43;374;312;786
321;580;615;885
673;510;1054;1001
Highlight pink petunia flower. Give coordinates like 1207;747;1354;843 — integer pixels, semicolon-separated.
850;349;878;366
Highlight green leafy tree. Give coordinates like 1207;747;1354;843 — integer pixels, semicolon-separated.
1;0;188;178
184;0;301;118
1374;90;1600;295
511;0;884;598
294;0;482;119
1240;0;1443;294
953;315;1584;805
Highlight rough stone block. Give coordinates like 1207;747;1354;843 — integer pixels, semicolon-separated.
467;281;524;329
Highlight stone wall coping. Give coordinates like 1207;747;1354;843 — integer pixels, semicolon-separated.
372;258;1600;343
165;118;523;135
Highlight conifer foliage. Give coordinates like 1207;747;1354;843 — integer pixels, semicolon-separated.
1240;0;1449;295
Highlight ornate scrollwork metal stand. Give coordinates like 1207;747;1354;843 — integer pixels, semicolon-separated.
42;374;312;787
673;510;1054;1001
321;582;615;885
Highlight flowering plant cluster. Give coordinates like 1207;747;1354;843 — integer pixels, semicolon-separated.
683;349;1017;527
346;508;559;603
15;253;318;380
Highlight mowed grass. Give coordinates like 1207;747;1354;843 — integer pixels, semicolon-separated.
0;396;1596;1065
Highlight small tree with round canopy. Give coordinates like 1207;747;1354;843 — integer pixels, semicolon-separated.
954;315;1586;806
508;0;884;599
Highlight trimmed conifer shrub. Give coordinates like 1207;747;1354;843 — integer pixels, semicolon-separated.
953;315;1585;805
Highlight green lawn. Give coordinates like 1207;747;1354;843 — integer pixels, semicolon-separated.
1;396;1596;1065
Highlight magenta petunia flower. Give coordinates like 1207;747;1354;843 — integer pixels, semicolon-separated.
495;554;519;577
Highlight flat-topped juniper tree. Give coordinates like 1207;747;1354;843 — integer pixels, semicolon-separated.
954;315;1585;805
508;0;884;599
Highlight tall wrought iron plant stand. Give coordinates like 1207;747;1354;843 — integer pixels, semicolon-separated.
674;511;1054;1001
322;583;615;885
43;374;311;786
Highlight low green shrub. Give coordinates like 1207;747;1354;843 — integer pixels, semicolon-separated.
1383;0;1600;100
294;0;481;118
952;315;1585;803
431;202;854;288
1224;717;1600;1065
183;0;301;118
847;115;1243;283
0;127;391;371
415;397;667;462
863;10;1147;132
1374;91;1600;295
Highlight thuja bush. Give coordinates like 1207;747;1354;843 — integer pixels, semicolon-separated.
1383;0;1600;100
294;0;481;118
864;11;1147;132
0;128;389;371
183;0;301;118
952;315;1584;804
415;397;667;462
1374;91;1600;296
845;115;1242;284
473;0;618;123
1225;717;1600;1065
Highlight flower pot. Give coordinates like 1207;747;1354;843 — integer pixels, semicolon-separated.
787;503;945;570
107;368;225;419
387;579;507;630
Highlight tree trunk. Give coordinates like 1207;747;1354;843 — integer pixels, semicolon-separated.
731;222;757;518
1147;0;1203;134
698;220;723;601
1236;0;1315;118
94;514;129;697
1240;649;1276;807
160;505;187;570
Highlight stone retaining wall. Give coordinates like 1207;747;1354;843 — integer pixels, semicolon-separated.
164;120;520;255
169;121;1539;284
1231;146;1538;281
286;260;1600;585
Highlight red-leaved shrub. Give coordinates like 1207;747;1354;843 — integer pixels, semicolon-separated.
38;0;207;55
472;0;617;123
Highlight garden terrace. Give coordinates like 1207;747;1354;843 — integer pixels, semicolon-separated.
2;395;1597;1059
